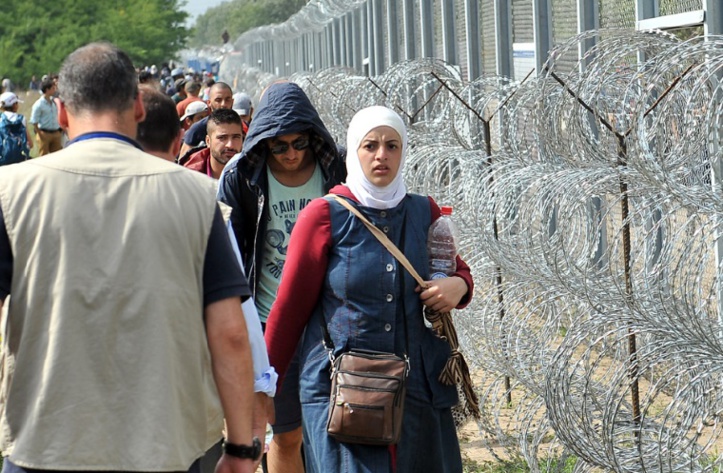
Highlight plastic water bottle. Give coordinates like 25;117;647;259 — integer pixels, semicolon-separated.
427;206;457;279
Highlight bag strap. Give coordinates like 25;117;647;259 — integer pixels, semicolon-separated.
331;195;427;289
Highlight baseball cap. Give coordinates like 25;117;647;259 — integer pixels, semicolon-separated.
171;67;184;77
180;101;209;121
232;92;252;116
0;92;22;107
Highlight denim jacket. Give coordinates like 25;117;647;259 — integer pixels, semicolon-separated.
298;194;460;409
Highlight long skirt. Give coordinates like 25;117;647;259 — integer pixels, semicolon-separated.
302;397;462;473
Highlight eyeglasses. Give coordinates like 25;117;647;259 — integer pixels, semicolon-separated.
269;137;310;155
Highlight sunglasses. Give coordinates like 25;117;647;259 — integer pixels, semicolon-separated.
269;137;310;155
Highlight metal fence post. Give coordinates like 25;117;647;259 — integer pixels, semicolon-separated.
345;12;353;69
333;18;341;66
465;0;481;80
420;0;434;58
577;0;605;269
635;0;659;22
326;24;334;68
387;0;400;66
495;0;512;78
371;0;385;75
366;0;374;75
352;8;363;73
703;0;723;343
533;0;552;75
403;0;416;60
442;0;457;65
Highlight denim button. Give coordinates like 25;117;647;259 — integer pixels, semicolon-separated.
383;226;389;233
386;294;393;302
384;323;392;331
380;211;387;218
386;264;393;272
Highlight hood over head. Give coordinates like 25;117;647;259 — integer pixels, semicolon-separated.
225;82;338;175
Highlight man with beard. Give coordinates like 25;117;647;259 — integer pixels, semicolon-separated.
179;82;235;158
184;108;244;180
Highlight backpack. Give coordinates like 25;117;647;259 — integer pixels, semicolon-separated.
0;113;29;166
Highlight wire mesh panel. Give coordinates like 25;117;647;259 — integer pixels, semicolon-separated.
433;0;445;59
551;0;579;75
598;0;636;31
660;0;703;15
480;0;496;75
511;0;533;43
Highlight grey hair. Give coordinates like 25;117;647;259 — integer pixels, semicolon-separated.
58;42;138;114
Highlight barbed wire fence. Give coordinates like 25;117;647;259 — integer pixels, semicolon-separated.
221;28;723;472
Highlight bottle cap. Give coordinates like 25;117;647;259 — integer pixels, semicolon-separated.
440;206;453;216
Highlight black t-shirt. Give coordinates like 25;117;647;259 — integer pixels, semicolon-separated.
0;204;249;308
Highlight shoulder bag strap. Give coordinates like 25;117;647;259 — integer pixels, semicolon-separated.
331;195;428;288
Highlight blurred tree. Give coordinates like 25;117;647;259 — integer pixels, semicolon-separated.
190;0;306;48
0;0;188;87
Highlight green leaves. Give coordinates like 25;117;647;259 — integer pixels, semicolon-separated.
189;0;305;48
0;0;189;85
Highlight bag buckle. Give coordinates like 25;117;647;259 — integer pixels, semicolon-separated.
323;339;336;375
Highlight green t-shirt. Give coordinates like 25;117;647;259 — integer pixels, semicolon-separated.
255;163;324;321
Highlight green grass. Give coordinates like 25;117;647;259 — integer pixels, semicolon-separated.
463;457;529;472
463;455;578;472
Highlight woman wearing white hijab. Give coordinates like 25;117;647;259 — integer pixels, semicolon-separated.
264;106;473;472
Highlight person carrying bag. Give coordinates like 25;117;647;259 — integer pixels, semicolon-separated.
264;106;474;473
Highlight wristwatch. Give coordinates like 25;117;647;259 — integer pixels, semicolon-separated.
222;437;262;461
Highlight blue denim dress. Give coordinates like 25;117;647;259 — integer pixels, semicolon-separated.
298;194;462;473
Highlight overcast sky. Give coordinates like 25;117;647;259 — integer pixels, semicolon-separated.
182;0;228;24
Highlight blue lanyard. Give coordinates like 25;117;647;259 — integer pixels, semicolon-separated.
66;132;143;151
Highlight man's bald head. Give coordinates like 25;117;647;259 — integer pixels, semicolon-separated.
208;82;234;111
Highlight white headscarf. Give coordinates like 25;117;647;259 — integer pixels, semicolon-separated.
345;106;408;209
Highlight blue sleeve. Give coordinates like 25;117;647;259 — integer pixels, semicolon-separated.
203;206;251;307
29;101;40;125
184;118;207;146
0;205;12;300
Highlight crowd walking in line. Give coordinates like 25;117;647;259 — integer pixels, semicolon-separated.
0;42;473;473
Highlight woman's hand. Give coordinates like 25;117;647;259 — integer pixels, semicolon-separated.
415;276;468;313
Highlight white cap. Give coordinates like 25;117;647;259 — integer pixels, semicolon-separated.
0;92;21;107
180;101;209;121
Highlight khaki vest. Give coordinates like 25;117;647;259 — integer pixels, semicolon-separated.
0;138;224;470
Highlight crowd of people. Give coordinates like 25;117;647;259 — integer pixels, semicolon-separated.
0;42;474;473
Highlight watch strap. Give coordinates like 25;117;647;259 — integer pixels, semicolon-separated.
222;437;262;461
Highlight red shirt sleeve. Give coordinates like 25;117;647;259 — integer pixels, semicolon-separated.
428;197;474;309
264;198;332;383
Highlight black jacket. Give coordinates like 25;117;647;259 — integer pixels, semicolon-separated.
218;82;346;294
